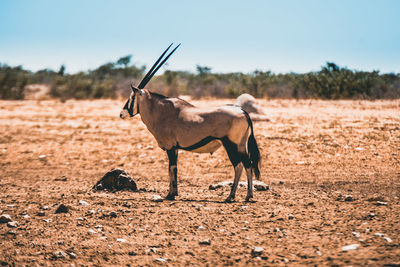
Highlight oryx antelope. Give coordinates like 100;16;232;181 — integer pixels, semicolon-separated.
120;44;261;202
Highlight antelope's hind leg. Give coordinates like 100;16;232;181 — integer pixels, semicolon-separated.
165;149;178;200
245;167;254;202
222;137;244;203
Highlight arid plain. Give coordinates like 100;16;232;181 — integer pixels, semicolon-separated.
0;99;399;266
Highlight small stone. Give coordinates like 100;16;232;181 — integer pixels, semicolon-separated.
374;233;384;237
68;252;77;259
36;211;45;217
41;205;49;210
352;232;361;238
23;214;30;219
53;251;68;259
288;214;294;220
109;211;118;218
251;246;264;257
376;201;387;206
78;200;89;206
128;251;137;256
0;214;12;223
42;219;52;223
87;209;96;214
7;221;18;228
384;237;393;243
342;244;360;251
253;180;270;191
146;247;159;254
76;217;84;221
95;225;103;229
199;239;211;245
151;195;163;202
116;238;127;243
55;204;69;214
273;228;281;232
39;155;47;160
344;195;354;201
155;258;167;263
88;229;97;234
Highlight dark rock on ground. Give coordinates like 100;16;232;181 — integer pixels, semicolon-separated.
92;168;138;192
55;204;69;214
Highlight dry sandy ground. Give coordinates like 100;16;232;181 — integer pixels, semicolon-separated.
0;98;399;266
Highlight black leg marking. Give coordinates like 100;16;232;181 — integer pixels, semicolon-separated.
166;148;178;200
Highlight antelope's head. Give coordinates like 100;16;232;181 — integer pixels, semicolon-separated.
120;43;181;119
120;85;141;119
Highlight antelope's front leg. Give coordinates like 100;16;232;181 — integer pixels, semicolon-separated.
165;149;178;200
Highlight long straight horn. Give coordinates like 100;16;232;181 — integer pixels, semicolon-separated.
138;43;173;89
138;43;181;89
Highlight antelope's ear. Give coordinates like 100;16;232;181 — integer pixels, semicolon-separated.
131;84;139;93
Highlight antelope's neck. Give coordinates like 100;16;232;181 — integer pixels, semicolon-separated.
137;90;157;136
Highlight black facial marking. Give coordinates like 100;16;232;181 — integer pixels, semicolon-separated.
122;94;136;117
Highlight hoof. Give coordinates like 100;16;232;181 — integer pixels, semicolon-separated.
245;196;254;202
224;196;235;203
165;194;176;201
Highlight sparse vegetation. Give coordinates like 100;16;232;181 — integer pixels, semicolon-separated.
1;60;399;100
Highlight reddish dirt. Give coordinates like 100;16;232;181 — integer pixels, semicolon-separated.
0;99;399;266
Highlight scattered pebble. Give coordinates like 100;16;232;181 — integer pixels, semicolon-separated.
374;233;384;237
36;211;45;217
151;195;163;202
68;252;77;259
288;214;294;220
384;237;393;243
78;200;90;206
376;201;388;206
155;258;167;263
0;214;12;223
251;246;264;257
344;195;354;201
88;229;97;234
55;204;69;214
109;211;118;218
199;239;211;245
41;205;49;210
116;238;127;243
128;251;137;256
352;232;361;238
342;244;360;251
53;251;68;259
146;247;159;254
7;221;18;228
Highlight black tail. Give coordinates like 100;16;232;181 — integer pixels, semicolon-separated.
243;111;261;180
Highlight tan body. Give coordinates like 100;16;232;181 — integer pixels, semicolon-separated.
138;90;250;152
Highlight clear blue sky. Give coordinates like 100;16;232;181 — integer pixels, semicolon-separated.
1;0;399;74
